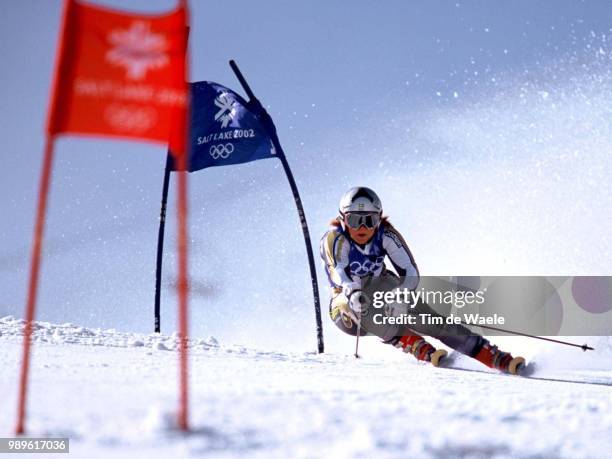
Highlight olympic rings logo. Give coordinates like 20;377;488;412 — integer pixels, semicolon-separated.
209;143;234;159
349;257;385;276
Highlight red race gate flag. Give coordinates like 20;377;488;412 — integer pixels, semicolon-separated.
16;0;190;435
47;0;188;152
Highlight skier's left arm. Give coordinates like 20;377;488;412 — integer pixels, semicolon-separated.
382;225;419;290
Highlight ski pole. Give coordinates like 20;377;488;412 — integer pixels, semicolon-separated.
354;312;361;359
466;322;594;351
345;309;361;358
352;294;371;358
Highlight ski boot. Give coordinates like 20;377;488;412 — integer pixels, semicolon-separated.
474;342;525;375
394;335;447;367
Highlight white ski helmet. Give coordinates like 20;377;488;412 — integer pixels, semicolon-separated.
339;187;383;215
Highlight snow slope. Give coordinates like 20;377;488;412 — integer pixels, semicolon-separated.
1;316;611;459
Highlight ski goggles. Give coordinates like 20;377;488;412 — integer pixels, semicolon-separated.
344;212;381;229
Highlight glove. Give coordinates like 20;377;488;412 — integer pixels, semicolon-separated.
343;281;361;299
348;289;368;315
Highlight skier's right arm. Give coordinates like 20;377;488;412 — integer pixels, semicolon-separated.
320;230;360;297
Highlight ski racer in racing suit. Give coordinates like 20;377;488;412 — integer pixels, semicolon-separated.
320;186;525;374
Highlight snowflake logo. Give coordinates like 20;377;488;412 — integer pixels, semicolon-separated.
105;21;169;81
214;92;236;128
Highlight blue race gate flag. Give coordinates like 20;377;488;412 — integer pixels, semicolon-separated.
156;63;324;354
170;81;276;172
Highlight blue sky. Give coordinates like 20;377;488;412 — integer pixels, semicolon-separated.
1;1;610;350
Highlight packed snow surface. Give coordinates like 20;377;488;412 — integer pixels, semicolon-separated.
1;316;611;458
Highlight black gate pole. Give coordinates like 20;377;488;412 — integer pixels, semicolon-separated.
154;154;172;333
229;59;324;353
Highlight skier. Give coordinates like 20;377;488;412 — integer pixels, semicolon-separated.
320;186;525;374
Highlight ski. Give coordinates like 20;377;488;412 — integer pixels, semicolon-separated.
437;363;612;387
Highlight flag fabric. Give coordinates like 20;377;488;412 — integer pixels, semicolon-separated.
47;0;188;154
170;81;276;172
